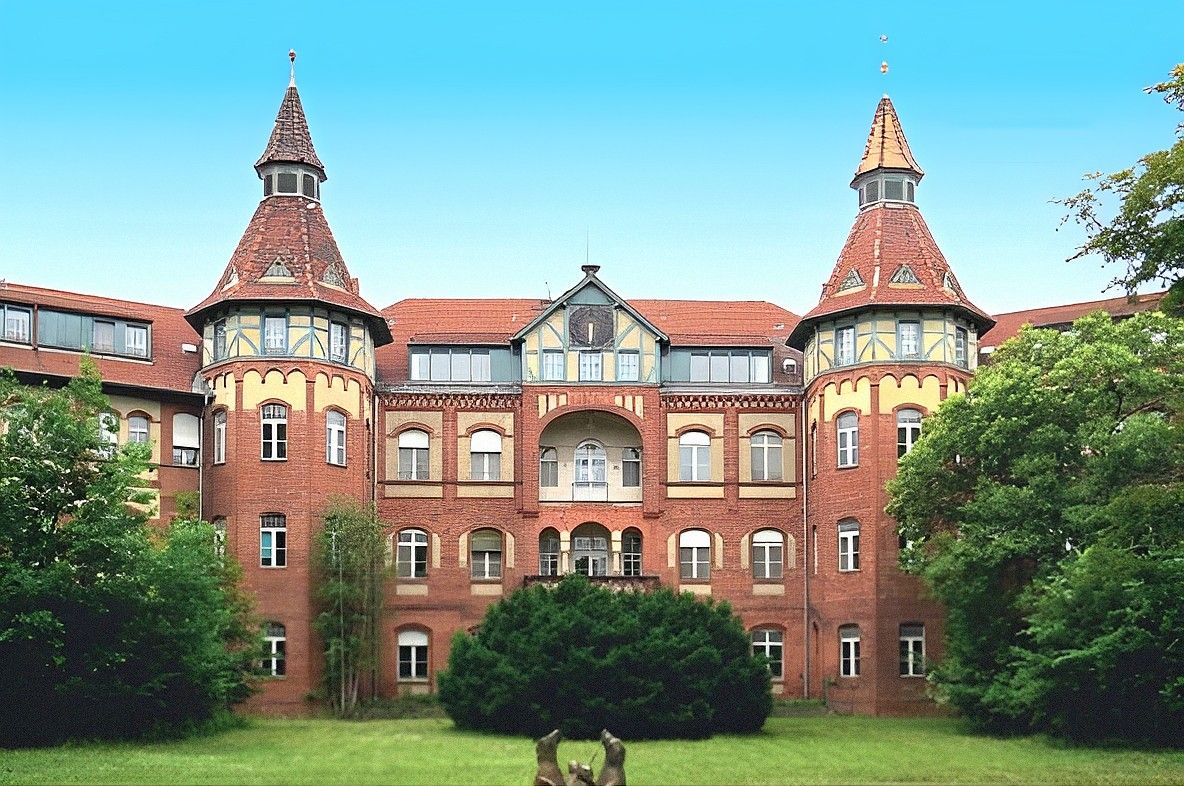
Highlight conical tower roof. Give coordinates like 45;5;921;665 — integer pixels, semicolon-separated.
254;80;325;177
851;96;923;184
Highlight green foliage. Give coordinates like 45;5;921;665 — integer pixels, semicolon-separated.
1060;63;1184;314
887;312;1184;744
438;575;772;740
312;497;385;717
0;363;255;746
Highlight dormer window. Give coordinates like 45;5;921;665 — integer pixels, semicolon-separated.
264;258;293;278
857;173;918;207
889;265;921;285
322;264;345;288
838;269;864;292
261;165;321;200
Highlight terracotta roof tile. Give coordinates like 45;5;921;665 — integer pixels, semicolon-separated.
853;96;923;183
981;291;1166;348
255;85;324;175
0;283;201;394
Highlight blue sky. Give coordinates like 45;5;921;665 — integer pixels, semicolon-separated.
1;1;1180;316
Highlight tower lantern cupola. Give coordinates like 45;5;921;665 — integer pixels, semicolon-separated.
254;50;326;201
851;96;924;209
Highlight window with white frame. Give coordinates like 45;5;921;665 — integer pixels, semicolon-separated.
172;413;200;466
261;622;286;677
212;517;226;558
622;447;641;488
213;410;227;464
213;320;228;361
397;528;428;578
98;412;118;457
752;628;784;679
398;629;429;681
622;528;642;577
539;447;558;488
897;321;921;359
260;514;287;568
834;326;855;366
410;347;494;382
955;327;969;368
125;324;148;358
2;305;31;343
810;421;817;478
470;430;502;480
617;351;640;382
752;529;784;580
261;404;287;461
897;409;922;459
840;625;861;677
678;430;711;481
838;520;860;572
899;624;925;677
92;320;115;353
679;529;711;580
326;410;347;466
686;349;771;383
263;316;287;354
542;350;565;381
837;412;859;467
575;441;606;486
579;351;602;381
539;529;560;576
750;430;783;481
397;429;429;480
470;529;502;579
329;321;348;363
128;415;150;444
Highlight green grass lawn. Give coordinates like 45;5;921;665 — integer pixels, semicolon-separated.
3;716;1183;785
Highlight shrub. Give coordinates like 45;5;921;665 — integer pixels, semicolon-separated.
438;575;772;739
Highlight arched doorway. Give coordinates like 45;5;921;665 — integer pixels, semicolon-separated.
571;522;610;576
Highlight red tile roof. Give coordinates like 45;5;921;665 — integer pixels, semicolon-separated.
255;84;325;175
186;197;391;343
981;291;1166;348
0;283;202;394
853;96;924;183
376;297;800;381
788;203;994;346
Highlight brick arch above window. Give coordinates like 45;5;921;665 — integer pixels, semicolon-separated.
673;423;718;438
389;421;436;438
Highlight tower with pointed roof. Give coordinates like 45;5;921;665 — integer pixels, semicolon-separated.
186;53;392;710
788;97;994;714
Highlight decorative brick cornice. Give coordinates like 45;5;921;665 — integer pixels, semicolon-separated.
660;391;801;410
378;390;522;410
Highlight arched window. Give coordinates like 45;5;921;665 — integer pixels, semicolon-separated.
397;629;428;682
470;430;502;481
751;628;784;679
750;431;783;481
539;447;558;488
172;413;200;466
261;404;287;461
539;528;560;576
572;522;609;577
837;412;859;468
838;520;860;572
679;529;711;580
128;414;150;445
897;409;923;459
622;528;642;577
840;624;861;677
574;441;606;486
213;410;227;464
678;430;711;481
212;517;227;559
470;529;502;580
262;622;286;677
398;429;429;480
326;410;347;466
751;529;784;580
397;529;428;578
622;448;642;488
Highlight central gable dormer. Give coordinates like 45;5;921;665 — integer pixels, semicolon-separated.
515;266;666;384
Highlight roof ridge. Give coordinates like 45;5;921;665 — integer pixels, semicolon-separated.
991;291;1166;318
3;282;187;312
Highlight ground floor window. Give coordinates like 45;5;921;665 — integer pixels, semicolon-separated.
840;625;861;677
262;622;286;677
899;624;925;677
398;629;429;681
751;628;784;679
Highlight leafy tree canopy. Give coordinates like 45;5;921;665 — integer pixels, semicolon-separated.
0;363;255;746
438;575;772;740
1061;64;1184;315
887;312;1184;744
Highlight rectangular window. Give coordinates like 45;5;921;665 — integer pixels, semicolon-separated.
835;327;855;366
884;178;905;201
470;351;491;382
840;629;861;677
752;629;784;679
329;322;348;363
411;351;430;381
709;353;729;383
679;546;710;580
3;306;31;343
429;350;450;381
617;351;640;382
579;351;602;381
450;351;471;382
125;324;148;358
277;172;298;193
689;352;710;382
213;321;228;361
213;412;227;464
261;404;287;461
900;624;926;677
955;327;969;368
751;353;771;383
542;350;565;381
260;514;287;568
898;321;921;359
264;316;287;354
92;321;115;353
398;644;428;680
839;522;860;571
172;447;199;466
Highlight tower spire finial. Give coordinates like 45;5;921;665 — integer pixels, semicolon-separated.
288;49;297;88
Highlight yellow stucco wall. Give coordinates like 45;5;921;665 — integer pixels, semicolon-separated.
241;369;308;412
313;372;362;418
820;376;872;422
878;373;944;414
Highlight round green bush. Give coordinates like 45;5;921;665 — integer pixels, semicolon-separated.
438;575;772;739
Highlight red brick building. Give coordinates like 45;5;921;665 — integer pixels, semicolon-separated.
0;65;1164;715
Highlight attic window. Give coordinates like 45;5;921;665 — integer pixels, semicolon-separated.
322;265;345;288
943;272;960;293
223;267;239;289
264;258;293;278
890;265;921;285
838;269;864;292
